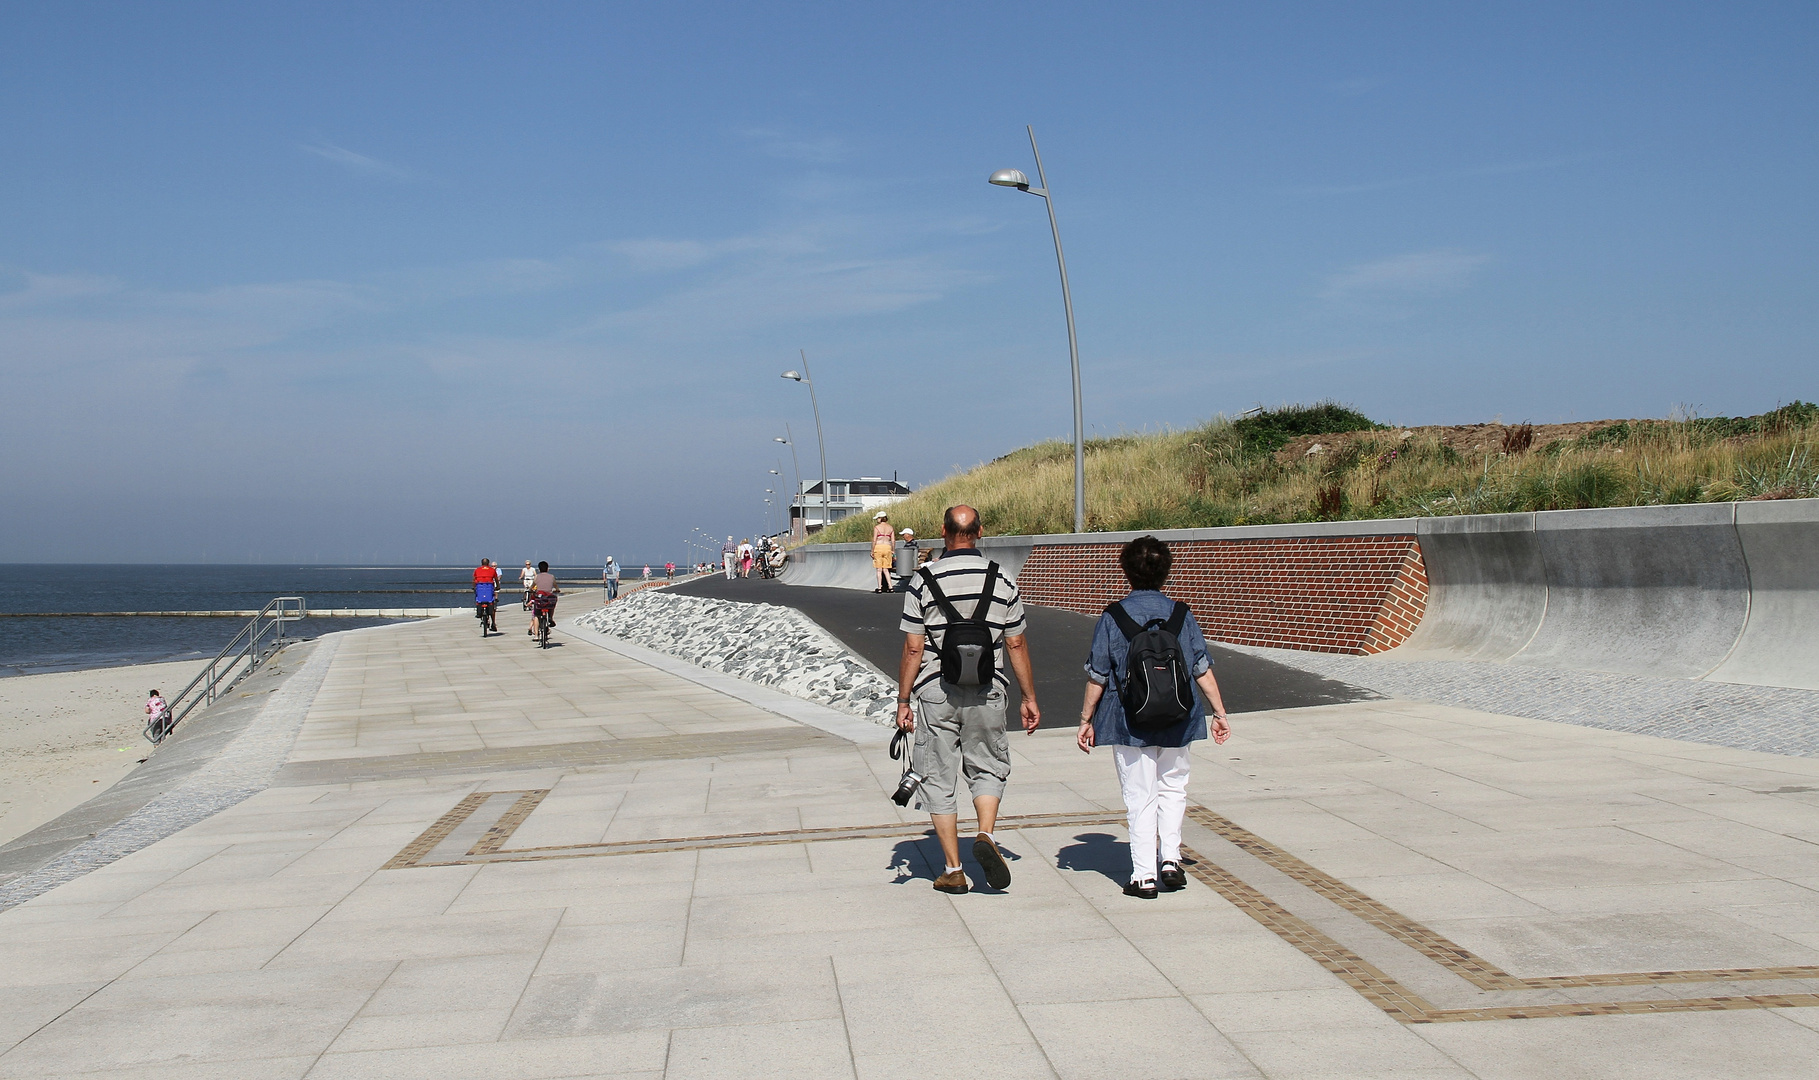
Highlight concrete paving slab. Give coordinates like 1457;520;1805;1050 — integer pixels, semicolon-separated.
6;605;1819;1076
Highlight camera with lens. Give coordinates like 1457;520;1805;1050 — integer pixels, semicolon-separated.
891;767;925;807
888;727;922;806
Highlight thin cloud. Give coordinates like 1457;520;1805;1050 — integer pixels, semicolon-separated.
741;127;846;164
300;141;415;182
1322;249;1490;301
1292;152;1613;198
0;270;121;309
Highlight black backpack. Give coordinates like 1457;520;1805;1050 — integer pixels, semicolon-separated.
919;562;1002;687
1108;600;1195;728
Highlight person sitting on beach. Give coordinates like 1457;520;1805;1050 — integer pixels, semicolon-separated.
145;689;169;740
1076;535;1230;899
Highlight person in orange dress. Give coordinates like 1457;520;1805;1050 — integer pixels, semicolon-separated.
871;511;896;593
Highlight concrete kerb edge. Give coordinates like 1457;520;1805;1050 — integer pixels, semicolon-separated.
560;615;892;747
0;636;341;911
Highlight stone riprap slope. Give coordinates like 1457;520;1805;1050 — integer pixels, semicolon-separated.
577;591;896;724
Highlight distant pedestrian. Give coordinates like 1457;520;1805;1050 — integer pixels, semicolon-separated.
665;561;675;581
872;511;896;592
145;689;169;740
642;564;651;581
897;505;1040;894
473;558;500;634
1076;535;1230;900
521;561;537;610
603;556;618;601
722;536;737;579
895;528;918;587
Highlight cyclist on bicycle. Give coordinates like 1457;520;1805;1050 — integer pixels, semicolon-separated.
529;560;559;638
473;558;500;634
521;560;537;610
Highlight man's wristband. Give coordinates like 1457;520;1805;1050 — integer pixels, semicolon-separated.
897;697;911;704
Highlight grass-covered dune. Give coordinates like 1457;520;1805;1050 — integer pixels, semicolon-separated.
814;401;1819;544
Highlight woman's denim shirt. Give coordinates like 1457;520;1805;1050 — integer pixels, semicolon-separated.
1085;590;1213;748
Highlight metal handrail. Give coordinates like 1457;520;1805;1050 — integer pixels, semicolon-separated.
145;596;306;745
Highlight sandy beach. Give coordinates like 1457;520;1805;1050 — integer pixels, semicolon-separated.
0;659;208;849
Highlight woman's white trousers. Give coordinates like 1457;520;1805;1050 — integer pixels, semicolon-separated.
1113;744;1191;884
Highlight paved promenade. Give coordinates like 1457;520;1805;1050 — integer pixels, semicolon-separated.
4;600;1819;1077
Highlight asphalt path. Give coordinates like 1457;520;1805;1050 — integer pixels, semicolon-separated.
672;575;1374;730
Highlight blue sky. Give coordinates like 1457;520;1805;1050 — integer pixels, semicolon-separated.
2;2;1814;563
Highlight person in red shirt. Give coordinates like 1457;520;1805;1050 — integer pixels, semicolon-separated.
472;558;500;634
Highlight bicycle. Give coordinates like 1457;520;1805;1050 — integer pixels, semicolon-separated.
532;592;557;648
475;584;499;636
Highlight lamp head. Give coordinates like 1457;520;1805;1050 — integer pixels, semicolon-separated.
989;169;1030;189
774;436;788;444
781;370;803;381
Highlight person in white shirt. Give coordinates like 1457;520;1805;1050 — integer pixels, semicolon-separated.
521;561;537;610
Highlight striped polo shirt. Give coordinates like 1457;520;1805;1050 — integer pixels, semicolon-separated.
899;550;1027;691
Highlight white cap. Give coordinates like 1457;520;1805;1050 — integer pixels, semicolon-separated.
874;511;888;519
900;528;914;536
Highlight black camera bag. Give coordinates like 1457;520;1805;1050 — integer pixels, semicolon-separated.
919;561;1001;687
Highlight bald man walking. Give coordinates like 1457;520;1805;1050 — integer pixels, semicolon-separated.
896;505;1041;894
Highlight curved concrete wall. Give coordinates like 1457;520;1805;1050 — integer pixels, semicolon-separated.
1400;499;1819;690
1396;513;1547;662
1518;504;1751;680
780;536;1039;590
1708;500;1819;689
788;499;1819;689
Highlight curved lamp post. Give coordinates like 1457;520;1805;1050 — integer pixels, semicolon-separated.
991;125;1085;533
780;351;830;532
773;429;804;536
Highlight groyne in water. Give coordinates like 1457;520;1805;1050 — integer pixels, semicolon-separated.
783;498;1819;691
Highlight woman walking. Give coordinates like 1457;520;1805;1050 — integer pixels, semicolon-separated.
870;511;895;592
1076;535;1230;899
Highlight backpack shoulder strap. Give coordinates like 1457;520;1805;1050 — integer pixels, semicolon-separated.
972;562;1000;621
918;567;962;623
1106;601;1144;641
1164;600;1190;636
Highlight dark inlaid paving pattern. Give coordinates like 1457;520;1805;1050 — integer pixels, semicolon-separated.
383;790;1819;1024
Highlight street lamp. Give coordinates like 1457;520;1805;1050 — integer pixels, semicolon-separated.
774;429;804;536
780;351;830;533
991;125;1086;533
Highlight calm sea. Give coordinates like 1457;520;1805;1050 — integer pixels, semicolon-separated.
0;564;605;677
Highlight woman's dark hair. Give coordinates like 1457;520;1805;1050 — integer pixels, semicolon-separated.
1120;536;1172;590
150;689;160;696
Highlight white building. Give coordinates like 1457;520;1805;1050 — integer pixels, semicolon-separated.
791;477;912;536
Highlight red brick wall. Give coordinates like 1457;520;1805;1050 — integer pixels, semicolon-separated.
1016;535;1428;655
